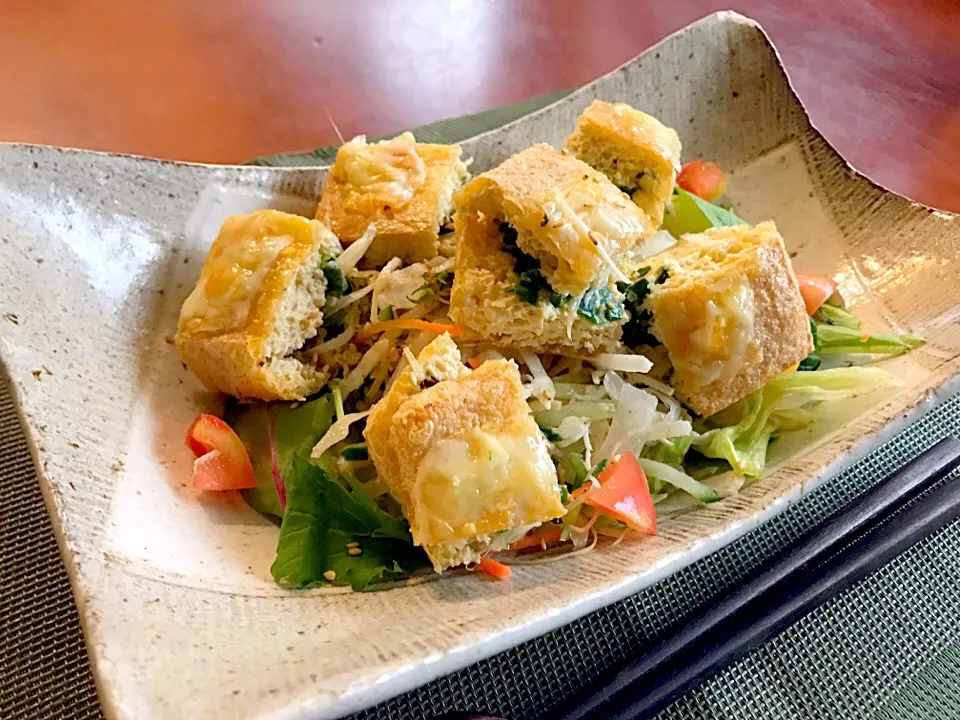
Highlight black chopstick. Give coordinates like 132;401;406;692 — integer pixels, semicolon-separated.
558;436;960;720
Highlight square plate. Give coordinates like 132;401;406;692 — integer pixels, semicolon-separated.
2;11;959;720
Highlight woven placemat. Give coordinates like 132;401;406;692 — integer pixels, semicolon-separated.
3;94;959;719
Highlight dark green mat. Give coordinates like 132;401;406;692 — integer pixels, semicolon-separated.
251;94;960;720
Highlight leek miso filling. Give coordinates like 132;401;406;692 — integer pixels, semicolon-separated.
498;221;625;325
618;264;669;349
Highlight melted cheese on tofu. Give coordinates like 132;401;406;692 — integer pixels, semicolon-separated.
538;177;647;296
180;232;294;333
412;419;560;544
335;132;427;204
660;282;756;386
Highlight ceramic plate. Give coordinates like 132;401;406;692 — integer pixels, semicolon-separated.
1;11;958;720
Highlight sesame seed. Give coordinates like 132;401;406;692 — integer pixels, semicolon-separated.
348;547;362;556
346;541;360;549
323;570;336;581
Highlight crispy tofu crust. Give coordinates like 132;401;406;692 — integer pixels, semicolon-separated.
449;143;645;353
175;209;341;400
364;333;469;508
364;335;563;568
316;135;467;267
647;221;813;416
455;143;649;296
449;206;624;353
564;100;682;229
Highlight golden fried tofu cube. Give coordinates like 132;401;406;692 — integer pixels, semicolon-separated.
364;334;564;571
176;209;342;401
647;221;814;417
565;100;682;230
449;143;649;353
316;132;468;267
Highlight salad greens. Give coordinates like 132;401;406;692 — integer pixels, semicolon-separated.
805;301;923;362
271;458;427;590
816;323;923;357
321;259;351;297
662;187;749;237
227;403;282;519
694;367;898;477
227;394;429;590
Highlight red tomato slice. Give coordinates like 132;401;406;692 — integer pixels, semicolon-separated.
583;452;656;535
185;414;257;491
677;160;728;202
794;270;838;315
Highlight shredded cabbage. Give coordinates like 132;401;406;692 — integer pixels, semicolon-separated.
336;224;377;273
521;352;556;404
371;260;432;319
638;458;722;503
589;353;654;373
340;336;393;397
596;382;691;461
326;282;374;315
310;410;371;459
535;401;618;426
554;416;591;448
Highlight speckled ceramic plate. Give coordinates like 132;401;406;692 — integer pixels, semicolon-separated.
1;11;958;720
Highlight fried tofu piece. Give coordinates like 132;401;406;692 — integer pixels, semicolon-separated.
449;143;650;353
646;221;813;417
565;100;682;230
176;210;343;401
364;334;564;571
316;132;468;267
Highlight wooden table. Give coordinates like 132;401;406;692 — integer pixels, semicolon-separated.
3;1;959;211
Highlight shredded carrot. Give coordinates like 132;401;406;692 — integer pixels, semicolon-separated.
477;556;512;580
354;319;464;343
570;483;595;501
508;527;563;551
466;357;483;370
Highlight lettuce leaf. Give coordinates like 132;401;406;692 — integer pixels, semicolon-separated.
225;402;283;519
273;395;337;479
662;188;749;237
694;367;898;477
814;303;861;330
811;303;923;357
226;395;337;519
815;323;924;357
271;458;428;591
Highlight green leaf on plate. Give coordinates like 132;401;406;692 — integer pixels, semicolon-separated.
662;187;749;237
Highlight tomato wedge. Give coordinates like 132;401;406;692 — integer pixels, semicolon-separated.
476;556;512;579
583;452;656;535
676;160;728;202
794;270;838;315
185;414;257;492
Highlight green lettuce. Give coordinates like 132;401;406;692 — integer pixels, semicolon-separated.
641;435;693;494
812;303;923;357
226;395;337;519
662;188;749;237
271;458;428;591
814;303;861;330
225;402;282;519
815;323;924;357
693;367;899;477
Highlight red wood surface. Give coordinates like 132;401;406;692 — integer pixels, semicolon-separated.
2;1;958;211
